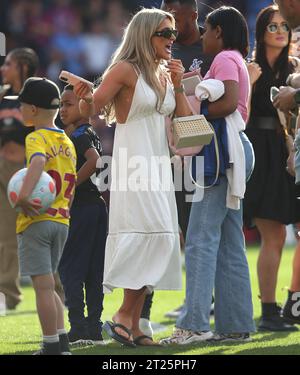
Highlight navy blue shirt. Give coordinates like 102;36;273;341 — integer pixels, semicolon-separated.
71;124;103;205
172;28;213;76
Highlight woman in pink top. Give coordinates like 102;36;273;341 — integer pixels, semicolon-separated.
204;50;249;122
161;6;255;345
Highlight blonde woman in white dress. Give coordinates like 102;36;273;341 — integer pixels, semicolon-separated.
74;8;192;347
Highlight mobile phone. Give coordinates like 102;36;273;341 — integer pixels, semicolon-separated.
59;70;93;89
270;86;279;102
182;75;201;96
0;84;11;97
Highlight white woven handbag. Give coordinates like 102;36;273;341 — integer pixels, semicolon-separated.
172;114;214;149
172;115;219;189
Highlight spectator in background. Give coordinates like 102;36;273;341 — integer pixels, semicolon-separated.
49;15;86;79
274;0;300;30
43;0;78;35
6;1;28;37
244;5;300;332
82;0;107;27
272;0;300;327
246;0;275;51
273;0;300;115
0;48;39;310
25;0;53;68
82;18;117;81
138;0;214;331
161;0;212;221
106;0;130;46
290;28;300;57
162;0;212;76
0;0;10;33
121;0;161;12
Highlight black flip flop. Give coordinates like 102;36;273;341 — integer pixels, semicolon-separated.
133;335;162;346
103;321;136;348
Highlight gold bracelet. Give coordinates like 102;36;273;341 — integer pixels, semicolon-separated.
174;85;185;94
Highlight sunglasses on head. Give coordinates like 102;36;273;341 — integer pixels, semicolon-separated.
153;28;178;39
267;22;290;33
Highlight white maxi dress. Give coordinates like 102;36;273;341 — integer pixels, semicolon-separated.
103;68;182;294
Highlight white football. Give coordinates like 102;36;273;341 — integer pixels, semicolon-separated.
7;168;56;214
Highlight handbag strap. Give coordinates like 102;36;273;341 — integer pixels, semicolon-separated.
188;127;220;189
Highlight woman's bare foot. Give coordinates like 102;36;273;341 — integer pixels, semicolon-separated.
112;312;133;341
131;330;160;346
131;327;146;338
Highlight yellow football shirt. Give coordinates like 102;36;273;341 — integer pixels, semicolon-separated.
16;127;77;233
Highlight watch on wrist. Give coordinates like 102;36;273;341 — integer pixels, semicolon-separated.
294;89;300;105
174;85;185;94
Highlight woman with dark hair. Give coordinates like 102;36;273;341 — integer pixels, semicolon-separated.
244;5;300;332
0;47;39;310
161;6;255;345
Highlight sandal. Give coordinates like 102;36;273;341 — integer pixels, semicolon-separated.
133;335;161;346
103;321;136;348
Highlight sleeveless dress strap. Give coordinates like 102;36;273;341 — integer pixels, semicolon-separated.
132;64;141;77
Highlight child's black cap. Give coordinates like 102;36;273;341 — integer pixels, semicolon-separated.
5;77;60;109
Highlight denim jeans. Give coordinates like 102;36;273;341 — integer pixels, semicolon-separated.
295;130;300;185
240;131;255;182
176;132;255;334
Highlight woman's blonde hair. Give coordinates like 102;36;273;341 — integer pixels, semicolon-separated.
101;8;175;123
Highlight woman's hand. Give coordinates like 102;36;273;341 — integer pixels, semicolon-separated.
167;59;185;88
247;62;262;86
73;82;93;103
273;86;298;112
74;81;95;118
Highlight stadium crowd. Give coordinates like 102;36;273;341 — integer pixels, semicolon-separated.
1;0;271;81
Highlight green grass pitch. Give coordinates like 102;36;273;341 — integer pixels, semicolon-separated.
0;246;299;355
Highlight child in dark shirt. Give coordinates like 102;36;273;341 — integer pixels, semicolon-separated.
58;85;107;345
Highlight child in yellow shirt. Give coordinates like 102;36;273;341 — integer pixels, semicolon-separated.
7;77;77;355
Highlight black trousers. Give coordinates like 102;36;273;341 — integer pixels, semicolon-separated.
59;199;107;330
175;188;192;239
